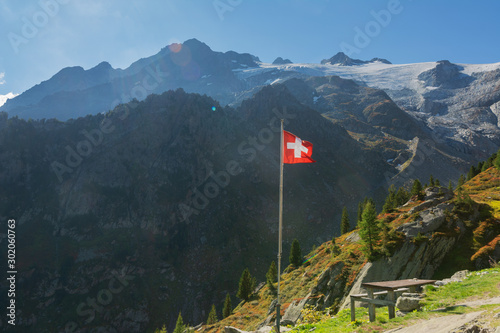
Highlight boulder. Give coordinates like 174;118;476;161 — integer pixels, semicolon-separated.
396;293;422;311
398;202;454;237
280;292;311;326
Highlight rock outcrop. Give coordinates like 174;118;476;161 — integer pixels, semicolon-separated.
396;293;423;312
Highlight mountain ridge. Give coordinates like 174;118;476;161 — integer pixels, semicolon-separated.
0;87;397;332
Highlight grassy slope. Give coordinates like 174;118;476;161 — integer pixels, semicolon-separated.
291;267;500;333
192;168;500;333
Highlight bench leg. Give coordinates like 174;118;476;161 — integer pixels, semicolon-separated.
388;290;395;319
350;297;356;322
367;290;376;322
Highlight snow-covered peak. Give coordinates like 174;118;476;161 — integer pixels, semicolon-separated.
0;92;18;108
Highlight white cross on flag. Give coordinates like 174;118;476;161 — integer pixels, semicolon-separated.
283;130;316;164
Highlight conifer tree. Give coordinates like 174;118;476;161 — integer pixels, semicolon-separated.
467;166;478;181
429;174;435;187
207;304;218;325
331;236;341;256
155;324;168;333
266;261;277;291
222;293;232;318
237;268;255;301
382;185;396;213
395;186;410;206
457;174;466;188
340;207;351;234
482;156;493;171
289;239;302;267
493;150;500;169
357;201;363;226
378;219;390;257
448;180;453;192
358;201;380;256
173;312;185;333
411;179;424;200
477;161;484;173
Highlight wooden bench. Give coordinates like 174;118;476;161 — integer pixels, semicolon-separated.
350;279;436;322
350;288;409;321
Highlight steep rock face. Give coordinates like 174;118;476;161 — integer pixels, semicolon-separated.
417;60;474;89
303;188;481;313
339;235;457;310
283;75;428;141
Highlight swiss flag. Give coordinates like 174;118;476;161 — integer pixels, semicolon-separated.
283;130;316;164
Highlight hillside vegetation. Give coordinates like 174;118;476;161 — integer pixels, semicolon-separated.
191;164;500;333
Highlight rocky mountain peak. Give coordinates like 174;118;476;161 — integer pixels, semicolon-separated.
272;57;293;65
321;52;391;66
417;60;473;89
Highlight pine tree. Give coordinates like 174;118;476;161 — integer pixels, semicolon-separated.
331;236;340;256
448;180;453;192
340;207;351;234
378;219;390;257
429;175;435;187
358;201;380;256
435;179;441;187
382;185;396;213
467;166;477;181
357;201;363;226
155;324;168;333
222;293;232;318
411;179;424;200
477;161;484;173
493;150;500;169
395;186;410;206
173;312;185;333
266;261;277;291
207;304;218;325
289;239;302;267
457;174;466;188
237;268;255;301
483;155;494;171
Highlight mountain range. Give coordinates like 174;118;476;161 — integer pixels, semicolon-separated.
3;38;500;185
0;39;499;332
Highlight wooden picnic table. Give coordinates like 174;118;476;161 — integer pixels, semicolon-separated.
351;278;437;322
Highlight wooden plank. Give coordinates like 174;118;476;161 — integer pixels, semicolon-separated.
387;290;395;319
352;290;388;299
357;298;395;307
362;279;436;291
367;289;376;322
395;287;409;293
350;297;356;322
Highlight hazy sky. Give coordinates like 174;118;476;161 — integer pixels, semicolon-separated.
1;0;500;101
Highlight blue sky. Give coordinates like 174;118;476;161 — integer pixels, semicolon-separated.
1;0;500;104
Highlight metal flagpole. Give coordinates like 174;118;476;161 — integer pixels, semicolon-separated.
276;119;284;333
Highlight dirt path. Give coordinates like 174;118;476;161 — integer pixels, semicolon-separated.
383;311;485;333
384;296;500;333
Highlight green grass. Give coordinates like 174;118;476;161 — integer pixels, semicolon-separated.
289;267;500;333
422;267;500;310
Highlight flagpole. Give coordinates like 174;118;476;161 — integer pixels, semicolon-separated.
276;119;284;333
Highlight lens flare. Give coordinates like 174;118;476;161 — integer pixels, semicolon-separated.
168;43;182;53
303;252;318;264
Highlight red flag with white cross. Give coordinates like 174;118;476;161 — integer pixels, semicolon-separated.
283;130;316;164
